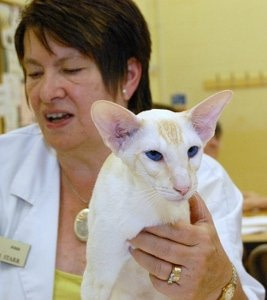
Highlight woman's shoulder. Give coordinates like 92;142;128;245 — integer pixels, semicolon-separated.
0;123;41;140
0;124;51;171
0;123;58;200
0;124;42;152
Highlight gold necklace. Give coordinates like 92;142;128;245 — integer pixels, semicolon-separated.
63;172;90;204
62;172;90;242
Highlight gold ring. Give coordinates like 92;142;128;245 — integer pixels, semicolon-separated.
167;265;182;284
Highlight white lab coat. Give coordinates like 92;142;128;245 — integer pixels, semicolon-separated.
0;124;265;300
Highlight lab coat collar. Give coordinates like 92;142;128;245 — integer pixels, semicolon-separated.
10;137;58;205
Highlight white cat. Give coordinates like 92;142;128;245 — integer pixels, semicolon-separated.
81;90;233;300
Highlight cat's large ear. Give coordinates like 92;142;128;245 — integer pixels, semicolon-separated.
188;90;233;144
91;100;141;153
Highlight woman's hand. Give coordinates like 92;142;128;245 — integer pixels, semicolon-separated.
130;193;245;300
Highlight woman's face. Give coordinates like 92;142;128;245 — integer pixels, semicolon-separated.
22;29;126;151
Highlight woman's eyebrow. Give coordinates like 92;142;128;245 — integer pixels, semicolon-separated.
23;58;41;67
23;55;83;67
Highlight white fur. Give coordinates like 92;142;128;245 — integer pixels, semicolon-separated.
81;90;232;300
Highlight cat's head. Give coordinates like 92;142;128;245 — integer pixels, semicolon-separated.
91;90;232;203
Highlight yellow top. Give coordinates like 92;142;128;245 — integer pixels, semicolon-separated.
53;269;82;300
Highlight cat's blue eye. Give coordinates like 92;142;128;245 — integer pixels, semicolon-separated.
145;150;163;161
187;146;199;158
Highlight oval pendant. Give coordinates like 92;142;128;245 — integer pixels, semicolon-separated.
74;208;89;242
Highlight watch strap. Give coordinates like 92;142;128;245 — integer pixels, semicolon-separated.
218;264;238;300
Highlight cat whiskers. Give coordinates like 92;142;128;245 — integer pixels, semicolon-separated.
154;185;190;202
154;186;177;195
133;187;163;207
133;185;179;205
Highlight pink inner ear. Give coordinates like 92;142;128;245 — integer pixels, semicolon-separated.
115;124;131;138
91;100;140;153
108;122;140;152
192;118;214;143
191;103;220;142
189;90;232;144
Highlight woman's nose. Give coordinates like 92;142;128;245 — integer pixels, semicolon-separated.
39;73;66;103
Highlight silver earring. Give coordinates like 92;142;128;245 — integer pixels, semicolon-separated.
122;88;127;94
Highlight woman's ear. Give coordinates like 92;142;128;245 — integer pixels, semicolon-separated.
122;57;142;102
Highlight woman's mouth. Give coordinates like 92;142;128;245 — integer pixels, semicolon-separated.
45;112;73;123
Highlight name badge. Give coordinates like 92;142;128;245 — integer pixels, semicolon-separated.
0;236;31;267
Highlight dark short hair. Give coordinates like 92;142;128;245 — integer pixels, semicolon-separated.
15;0;152;113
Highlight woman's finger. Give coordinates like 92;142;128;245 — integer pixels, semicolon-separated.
130;231;196;266
130;247;173;281
144;221;201;246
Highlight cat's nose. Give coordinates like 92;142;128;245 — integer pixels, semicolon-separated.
174;186;190;196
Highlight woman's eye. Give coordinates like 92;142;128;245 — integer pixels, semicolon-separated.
63;68;83;74
187;146;199;158
27;72;42;79
145;150;163;162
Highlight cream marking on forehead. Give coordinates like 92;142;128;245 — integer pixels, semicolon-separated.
158;120;183;144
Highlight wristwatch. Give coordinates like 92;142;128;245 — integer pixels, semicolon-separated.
218;264;238;300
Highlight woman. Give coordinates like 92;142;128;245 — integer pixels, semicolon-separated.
0;0;264;299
